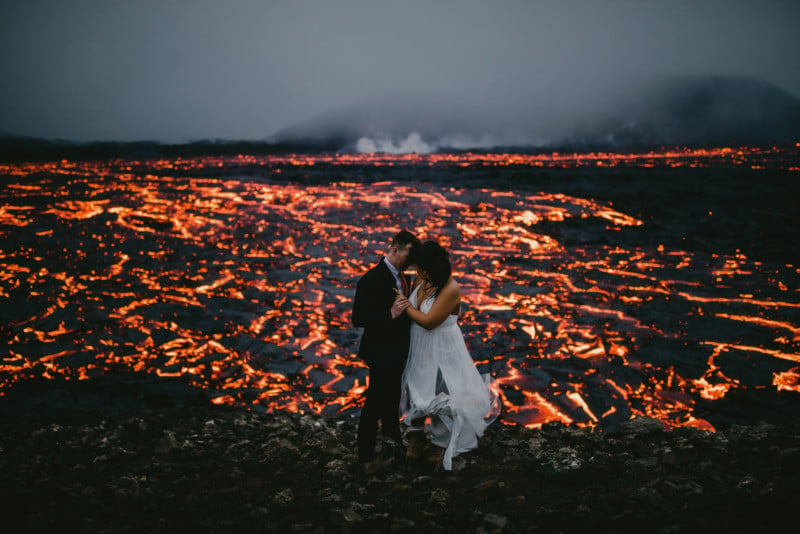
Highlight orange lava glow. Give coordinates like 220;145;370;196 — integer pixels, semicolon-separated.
773;368;800;392
1;147;798;430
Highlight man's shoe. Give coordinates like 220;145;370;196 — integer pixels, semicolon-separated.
381;439;406;460
360;459;382;475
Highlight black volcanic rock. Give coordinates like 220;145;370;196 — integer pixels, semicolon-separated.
1;403;798;533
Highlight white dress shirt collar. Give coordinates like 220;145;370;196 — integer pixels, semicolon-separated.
383;256;403;289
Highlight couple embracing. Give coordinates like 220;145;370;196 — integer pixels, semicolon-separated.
352;230;501;473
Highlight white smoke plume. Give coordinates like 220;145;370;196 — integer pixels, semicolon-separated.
355;132;434;154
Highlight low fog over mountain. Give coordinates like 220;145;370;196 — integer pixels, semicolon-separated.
273;76;800;152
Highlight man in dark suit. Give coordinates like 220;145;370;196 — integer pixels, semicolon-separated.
352;230;419;472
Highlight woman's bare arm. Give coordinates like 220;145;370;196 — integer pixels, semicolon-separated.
404;278;461;330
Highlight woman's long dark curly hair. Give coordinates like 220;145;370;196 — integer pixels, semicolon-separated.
415;240;451;297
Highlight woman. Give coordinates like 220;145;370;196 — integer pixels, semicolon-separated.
395;240;501;471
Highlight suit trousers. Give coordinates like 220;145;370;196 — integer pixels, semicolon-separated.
357;365;403;462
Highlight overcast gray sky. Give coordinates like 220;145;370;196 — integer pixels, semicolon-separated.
1;0;798;142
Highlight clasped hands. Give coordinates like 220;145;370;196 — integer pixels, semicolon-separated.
391;288;410;318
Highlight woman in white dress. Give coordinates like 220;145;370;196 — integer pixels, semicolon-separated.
395;240;501;471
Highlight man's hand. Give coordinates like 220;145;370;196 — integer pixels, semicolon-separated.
391;293;409;318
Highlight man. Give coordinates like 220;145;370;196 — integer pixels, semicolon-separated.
352;230;419;473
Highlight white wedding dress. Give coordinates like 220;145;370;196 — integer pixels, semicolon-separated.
400;284;501;470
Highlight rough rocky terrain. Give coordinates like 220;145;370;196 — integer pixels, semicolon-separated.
2;386;798;533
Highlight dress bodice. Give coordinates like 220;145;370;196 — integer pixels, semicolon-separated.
411;286;459;329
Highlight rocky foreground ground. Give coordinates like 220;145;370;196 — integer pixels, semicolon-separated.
1;395;799;533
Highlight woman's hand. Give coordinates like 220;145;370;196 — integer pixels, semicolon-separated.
391;290;410;318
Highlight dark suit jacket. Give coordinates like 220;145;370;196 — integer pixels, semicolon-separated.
352;259;411;369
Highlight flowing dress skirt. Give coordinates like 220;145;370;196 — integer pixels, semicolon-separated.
400;287;501;470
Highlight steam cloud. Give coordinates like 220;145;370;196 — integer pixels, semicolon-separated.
355;133;434;154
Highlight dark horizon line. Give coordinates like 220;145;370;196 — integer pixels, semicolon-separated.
2;133;799;164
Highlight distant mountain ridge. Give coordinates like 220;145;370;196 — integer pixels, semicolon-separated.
567;76;800;147
273;75;800;151
0;136;334;162
3;76;799;159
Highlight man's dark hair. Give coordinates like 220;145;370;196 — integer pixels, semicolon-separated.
391;230;419;248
